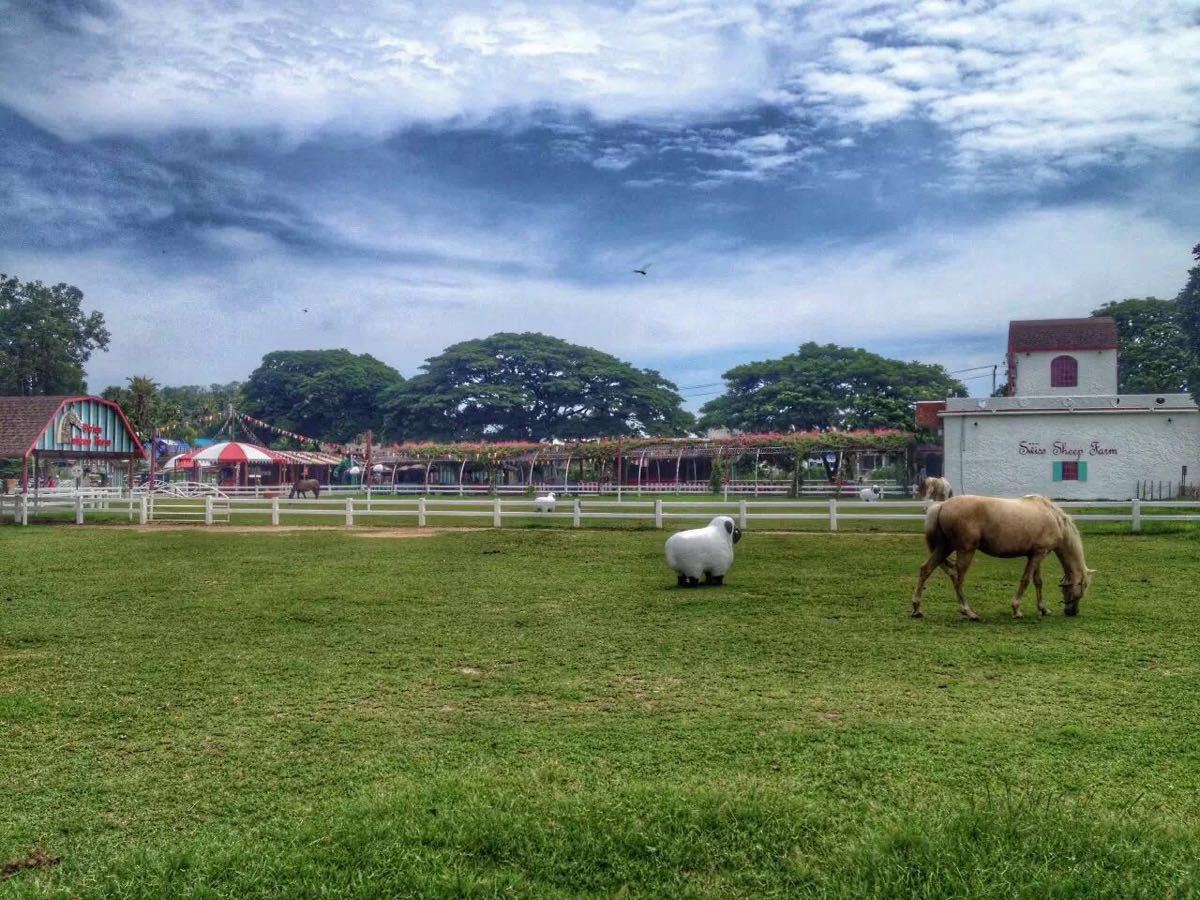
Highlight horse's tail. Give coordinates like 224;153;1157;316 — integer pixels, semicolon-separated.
924;500;945;553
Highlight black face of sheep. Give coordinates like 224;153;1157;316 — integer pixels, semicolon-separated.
725;519;742;544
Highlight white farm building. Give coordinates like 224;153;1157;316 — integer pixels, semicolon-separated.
919;318;1200;500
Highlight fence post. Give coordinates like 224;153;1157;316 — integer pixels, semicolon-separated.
204;495;214;526
345;497;354;527
573;499;581;527
418;496;427;527
493;497;502;528
738;499;748;530
18;494;28;526
1131;497;1141;534
271;498;280;526
138;495;148;525
828;498;838;533
655;499;663;529
74;494;84;525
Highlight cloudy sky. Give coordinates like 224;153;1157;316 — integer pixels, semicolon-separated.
2;0;1198;407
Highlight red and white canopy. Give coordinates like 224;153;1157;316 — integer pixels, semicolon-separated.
177;441;289;466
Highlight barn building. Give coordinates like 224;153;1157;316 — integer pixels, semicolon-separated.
0;395;146;493
919;318;1200;500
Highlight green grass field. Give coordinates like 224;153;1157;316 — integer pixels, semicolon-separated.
2;526;1199;897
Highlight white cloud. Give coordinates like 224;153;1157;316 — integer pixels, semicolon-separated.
6;205;1189;397
3;0;1194;178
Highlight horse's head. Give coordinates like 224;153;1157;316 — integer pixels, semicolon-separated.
1059;567;1096;616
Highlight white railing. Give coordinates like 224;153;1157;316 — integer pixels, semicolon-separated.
7;491;1200;534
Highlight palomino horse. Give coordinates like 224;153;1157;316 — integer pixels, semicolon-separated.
911;495;1095;620
289;478;321;499
923;476;953;502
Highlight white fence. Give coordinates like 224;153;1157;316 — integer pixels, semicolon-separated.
124;479;909;499
6;491;1200;534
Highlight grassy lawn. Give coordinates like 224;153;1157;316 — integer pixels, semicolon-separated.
2;526;1199;897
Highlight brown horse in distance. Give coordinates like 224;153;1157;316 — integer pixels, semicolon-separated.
289;478;321;499
912;495;1095;620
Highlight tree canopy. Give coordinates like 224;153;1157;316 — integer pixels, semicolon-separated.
697;342;966;433
0;274;110;395
1092;297;1194;394
1176;243;1200;401
244;349;402;443
383;332;694;441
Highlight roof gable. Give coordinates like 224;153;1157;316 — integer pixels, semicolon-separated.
1008;317;1118;354
0;395;145;458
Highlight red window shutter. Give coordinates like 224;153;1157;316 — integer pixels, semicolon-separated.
1051;355;1078;388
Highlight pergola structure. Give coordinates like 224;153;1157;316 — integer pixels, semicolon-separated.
375;431;916;494
0;395;145;493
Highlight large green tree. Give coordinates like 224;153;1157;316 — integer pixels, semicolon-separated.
1176;243;1200;400
0;274;110;395
1092;297;1194;393
384;332;693;440
243;350;402;443
697;343;966;433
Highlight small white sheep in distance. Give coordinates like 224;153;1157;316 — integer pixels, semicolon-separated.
859;485;883;503
665;515;742;587
533;491;556;512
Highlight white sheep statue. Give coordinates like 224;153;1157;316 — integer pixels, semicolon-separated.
859;485;883;503
665;515;742;587
533;491;556;513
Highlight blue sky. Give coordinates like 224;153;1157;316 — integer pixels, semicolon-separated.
2;0;1197;409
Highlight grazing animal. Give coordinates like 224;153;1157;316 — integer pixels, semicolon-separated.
533;491;556;513
289;478;321;499
859;485;883;502
912;494;1095;620
924;476;953;501
666;515;742;587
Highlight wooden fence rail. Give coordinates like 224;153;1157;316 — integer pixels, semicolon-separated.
4;492;1199;535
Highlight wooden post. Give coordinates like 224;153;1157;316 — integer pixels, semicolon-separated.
271;498;280;526
345;497;354;527
828;498;838;533
654;498;663;529
573;498;581;527
18;493;28;526
1131;497;1141;534
74;494;84;525
204;495;214;526
739;499;747;530
493;496;502;528
418;496;426;528
138;495;148;525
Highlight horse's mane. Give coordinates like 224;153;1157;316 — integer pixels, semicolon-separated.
1023;494;1085;558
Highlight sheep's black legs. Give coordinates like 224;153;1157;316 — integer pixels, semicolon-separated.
705;574;724;586
677;574;688;587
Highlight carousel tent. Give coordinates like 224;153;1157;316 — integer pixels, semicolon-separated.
179;441;289;466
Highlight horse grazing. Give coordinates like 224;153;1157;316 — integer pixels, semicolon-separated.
911;495;1095;620
289;478;321;499
924;476;953;501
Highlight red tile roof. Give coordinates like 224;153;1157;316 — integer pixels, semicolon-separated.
915;400;946;429
1007;317;1118;353
0;395;74;457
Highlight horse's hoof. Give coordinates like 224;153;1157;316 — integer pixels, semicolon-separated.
910;610;923;618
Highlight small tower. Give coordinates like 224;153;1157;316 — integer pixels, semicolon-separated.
1006;318;1118;396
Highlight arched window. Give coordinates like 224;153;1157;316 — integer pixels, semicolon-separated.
1050;355;1078;388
